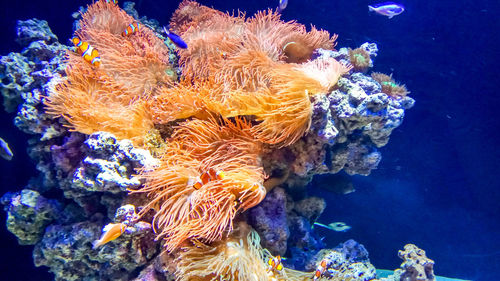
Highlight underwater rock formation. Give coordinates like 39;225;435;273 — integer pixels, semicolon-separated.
71;132;157;196
286;196;326;270
1;189;62;245
307;245;377;280
397;244;436;281
247;187;290;255
262;48;414;189
334;239;370;263
33;204;157;281
379;244;436;281
0;19;67;141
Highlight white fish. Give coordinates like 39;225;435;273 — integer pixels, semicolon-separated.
368;2;405;19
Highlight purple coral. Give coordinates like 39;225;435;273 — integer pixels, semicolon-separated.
334;239;370;263
247;187;289;255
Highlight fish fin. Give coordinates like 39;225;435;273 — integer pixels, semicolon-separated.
388;15;394;19
162;26;170;35
368;5;375;12
92;239;102;249
103;223;114;232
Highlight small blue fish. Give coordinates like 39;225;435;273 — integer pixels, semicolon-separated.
368;2;405;19
0;137;13;161
163;27;188;49
277;0;288;13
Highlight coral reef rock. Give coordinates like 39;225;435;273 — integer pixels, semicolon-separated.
34;218;157;281
1;19;67;142
308;247;377;280
1;189;62;245
262;45;414;189
398;244;435;281
248;187;290;255
71;132;157;196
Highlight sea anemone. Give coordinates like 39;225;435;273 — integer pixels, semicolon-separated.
176;222;315;281
45;0;173;145
45;56;153;145
133;118;266;251
371;72;409;98
77;0;173;96
348;47;372;72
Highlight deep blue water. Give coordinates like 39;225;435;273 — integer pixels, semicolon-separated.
1;0;499;280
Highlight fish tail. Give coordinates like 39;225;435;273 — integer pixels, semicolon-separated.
368;5;375;12
162;26;170;36
92;239;102;249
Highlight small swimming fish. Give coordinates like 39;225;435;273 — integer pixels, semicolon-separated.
368;2;405;19
314;222;351;232
267;255;284;273
71;37;101;67
105;0;117;4
92;222;127;249
313;259;329;280
189;168;226;190
122;22;140;36
163;26;188;49
0;137;13;161
277;0;288;13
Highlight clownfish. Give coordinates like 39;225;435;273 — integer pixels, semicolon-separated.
92;222;127;249
208;168;225;181
71;37;101;67
267;255;284;273
122;22;140;36
188;177;203;190
189;168;226;190
313;259;329;280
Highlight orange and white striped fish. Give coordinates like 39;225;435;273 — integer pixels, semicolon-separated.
267;255;284;273
92;222;127;249
313;259;329;280
71;37;101;67
190;168;226;190
122;22;140;36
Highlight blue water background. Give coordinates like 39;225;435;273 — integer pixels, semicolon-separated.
0;0;499;280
